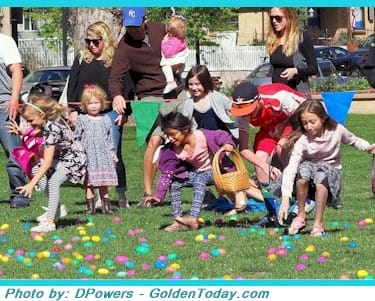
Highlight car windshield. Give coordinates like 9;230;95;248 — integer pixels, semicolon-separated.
23;69;70;84
362;34;375;47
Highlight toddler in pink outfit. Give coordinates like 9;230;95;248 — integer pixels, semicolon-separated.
161;15;188;94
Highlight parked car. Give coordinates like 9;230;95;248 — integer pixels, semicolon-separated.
350;33;375;69
314;46;362;77
245;57;347;87
21;66;70;102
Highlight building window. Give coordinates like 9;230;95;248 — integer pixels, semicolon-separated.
19;9;37;31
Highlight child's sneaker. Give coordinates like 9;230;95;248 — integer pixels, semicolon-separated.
31;222;56;233
163;81;177;94
37;204;67;222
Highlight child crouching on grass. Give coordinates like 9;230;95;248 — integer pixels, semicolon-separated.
278;99;375;237
144;111;242;232
16;94;87;233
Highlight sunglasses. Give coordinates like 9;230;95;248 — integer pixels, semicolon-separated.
85;38;102;47
270;15;285;23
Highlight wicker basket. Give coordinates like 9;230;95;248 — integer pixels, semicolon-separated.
212;147;250;195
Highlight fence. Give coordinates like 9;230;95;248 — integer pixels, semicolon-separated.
18;38;268;73
18;38;75;71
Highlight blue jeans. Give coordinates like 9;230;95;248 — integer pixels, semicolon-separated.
0;109;29;204
106;110;127;193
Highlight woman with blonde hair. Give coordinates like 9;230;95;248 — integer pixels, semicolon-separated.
267;7;318;93
67;21;134;209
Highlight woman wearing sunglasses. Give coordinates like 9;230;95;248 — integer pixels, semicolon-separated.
67;21;134;209
267;7;318;93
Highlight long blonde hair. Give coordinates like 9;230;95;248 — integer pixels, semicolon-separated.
80;21;117;68
266;8;301;57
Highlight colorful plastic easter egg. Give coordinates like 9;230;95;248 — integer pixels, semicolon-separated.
167;253;177;261
31;274;40;279
0;224;9;230
267;254;277;261
364;218;373;224
117;271;127;277
317;256;327;263
321;251;330;257
305;245;316;252
141;263;150;270
358;220;367;227
97;268;109;275
199;252;210;260
295;263;306;271
357;269;369;278
174;240;185;246
34;235;44;242
348;241;357;248
91;235;101;242
195;234;204;242
136;246;149;254
340;236;349;242
112;216;121;223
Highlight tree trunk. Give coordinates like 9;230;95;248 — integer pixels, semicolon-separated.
66;8;123;55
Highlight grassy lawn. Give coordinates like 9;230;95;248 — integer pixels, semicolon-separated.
0;114;374;280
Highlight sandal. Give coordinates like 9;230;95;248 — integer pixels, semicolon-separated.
310;226;325;237
288;216;306;235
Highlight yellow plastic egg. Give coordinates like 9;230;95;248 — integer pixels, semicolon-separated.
34;235;44;242
79;230;87;236
197;217;204;224
267;254;277;261
94;254;101;260
36;252;44;259
0;223;10;230
42;251;50;258
75;254;84;261
321;251;330;257
364;218;373;224
97;268;109;275
305;245;316;252
340;236;349;242
81;236;90;241
76;226;85;231
91;235;101;242
86;222;95;227
195;234;204;242
223;274;232;280
1;256;10;263
208;234;216;240
31;274;40;279
356;269;369;279
170;263;180;270
62;257;72;265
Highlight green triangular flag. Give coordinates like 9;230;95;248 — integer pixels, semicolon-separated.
131;101;162;147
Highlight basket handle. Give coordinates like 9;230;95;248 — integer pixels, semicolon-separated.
212;147;247;176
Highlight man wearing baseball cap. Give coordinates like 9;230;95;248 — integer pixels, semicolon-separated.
109;7;185;207
231;82;306;227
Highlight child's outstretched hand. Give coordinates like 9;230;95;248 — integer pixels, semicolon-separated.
144;195;161;208
6;118;22;135
16;183;34;198
368;144;375;154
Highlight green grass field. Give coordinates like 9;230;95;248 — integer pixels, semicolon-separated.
0;114;374;280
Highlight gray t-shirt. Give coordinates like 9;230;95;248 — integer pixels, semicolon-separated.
0;33;22;108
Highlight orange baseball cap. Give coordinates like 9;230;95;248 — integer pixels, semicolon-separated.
231;82;260;116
